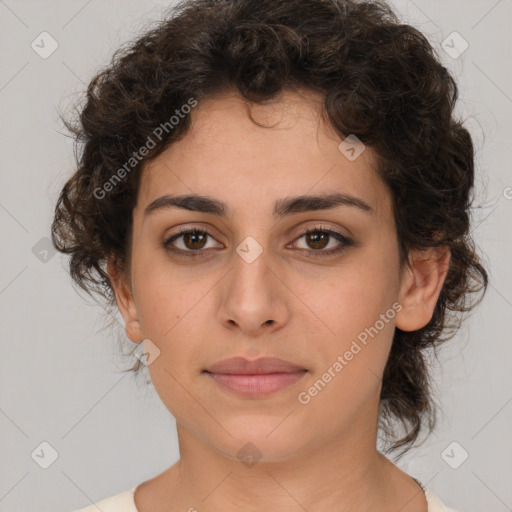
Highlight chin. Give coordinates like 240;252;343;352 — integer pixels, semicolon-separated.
207;418;311;465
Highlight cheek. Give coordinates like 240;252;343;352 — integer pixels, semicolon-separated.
292;245;400;343
132;250;208;338
290;244;400;407
293;273;398;435
132;269;211;418
130;258;215;400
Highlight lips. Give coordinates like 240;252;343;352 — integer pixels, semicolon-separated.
204;356;307;375
203;356;308;398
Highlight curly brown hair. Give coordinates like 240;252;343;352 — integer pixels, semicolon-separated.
51;0;488;457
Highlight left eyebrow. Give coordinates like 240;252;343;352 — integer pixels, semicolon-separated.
143;192;374;220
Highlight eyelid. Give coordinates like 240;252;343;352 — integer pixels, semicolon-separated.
164;225;222;251
288;224;353;256
163;223;354;257
293;224;348;240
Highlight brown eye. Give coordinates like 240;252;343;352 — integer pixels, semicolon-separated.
304;231;330;250
163;228;221;256
291;227;354;257
182;231;208;250
163;225;354;259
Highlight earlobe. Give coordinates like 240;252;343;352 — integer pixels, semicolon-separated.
107;257;143;343
395;246;451;332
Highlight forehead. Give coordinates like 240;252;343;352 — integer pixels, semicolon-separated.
135;89;392;221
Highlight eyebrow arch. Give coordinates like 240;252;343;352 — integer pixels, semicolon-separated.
143;192;374;220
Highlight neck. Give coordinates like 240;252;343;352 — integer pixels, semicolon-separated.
176;433;383;512
144;404;426;512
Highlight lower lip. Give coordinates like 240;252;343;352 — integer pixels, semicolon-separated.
205;371;307;398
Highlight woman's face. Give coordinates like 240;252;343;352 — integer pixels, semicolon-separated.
113;89;417;462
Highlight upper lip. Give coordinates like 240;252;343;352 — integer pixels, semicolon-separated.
204;357;307;375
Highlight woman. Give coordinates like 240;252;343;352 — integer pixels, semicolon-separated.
51;0;488;510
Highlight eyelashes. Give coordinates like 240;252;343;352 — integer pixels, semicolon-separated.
290;226;354;256
162;225;354;259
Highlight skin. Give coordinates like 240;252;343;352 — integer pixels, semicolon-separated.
108;88;450;512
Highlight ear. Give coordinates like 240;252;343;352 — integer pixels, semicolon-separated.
107;256;143;343
395;246;451;332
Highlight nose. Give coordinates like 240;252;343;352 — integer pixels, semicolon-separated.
217;244;289;336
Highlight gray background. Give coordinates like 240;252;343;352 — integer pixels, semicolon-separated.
0;1;510;511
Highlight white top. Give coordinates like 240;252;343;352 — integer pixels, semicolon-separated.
73;483;460;512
